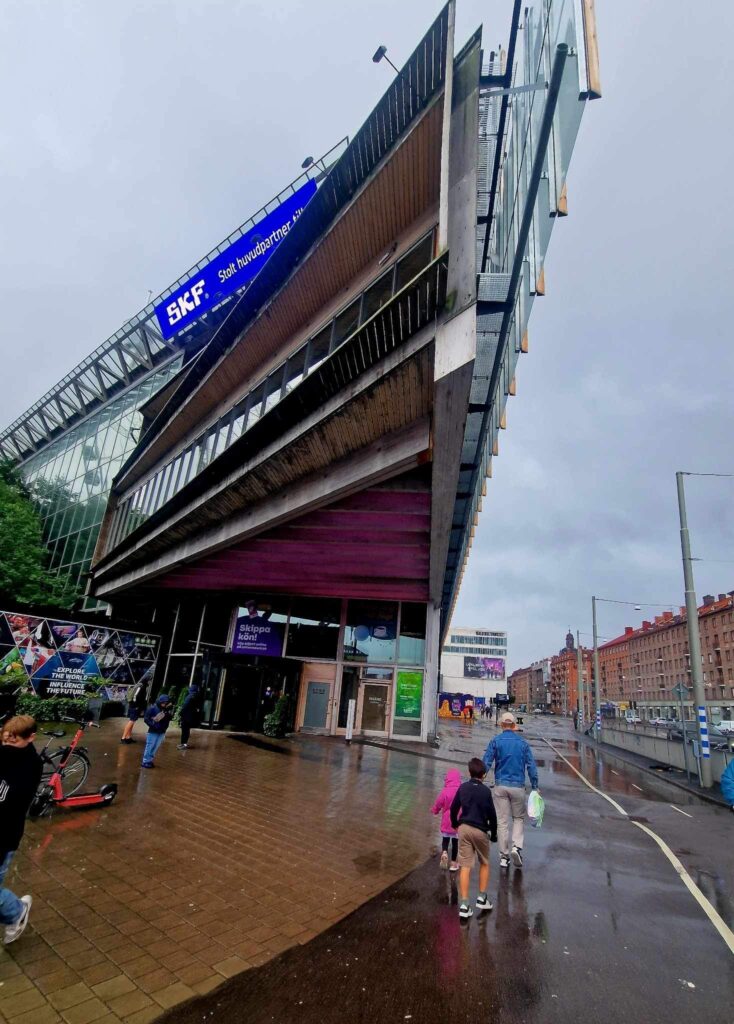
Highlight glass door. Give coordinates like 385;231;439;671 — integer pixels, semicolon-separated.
360;684;390;733
356;667;393;736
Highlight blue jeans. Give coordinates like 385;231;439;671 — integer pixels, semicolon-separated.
0;850;22;926
143;731;166;766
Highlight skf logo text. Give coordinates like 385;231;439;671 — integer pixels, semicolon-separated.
166;279;206;327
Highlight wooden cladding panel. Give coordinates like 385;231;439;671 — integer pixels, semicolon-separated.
113;349;432;573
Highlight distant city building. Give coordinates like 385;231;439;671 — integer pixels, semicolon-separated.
508;658;549;710
599;592;734;722
549;631;592;716
441;629;508;703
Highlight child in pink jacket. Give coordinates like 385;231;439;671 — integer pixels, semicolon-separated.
431;767;462;871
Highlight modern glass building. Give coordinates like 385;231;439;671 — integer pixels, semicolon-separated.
0;145;346;607
86;0;600;743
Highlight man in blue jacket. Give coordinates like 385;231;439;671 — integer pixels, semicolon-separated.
483;711;539;869
142;694;173;769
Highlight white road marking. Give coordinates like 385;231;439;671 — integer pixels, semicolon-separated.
543;737;733;957
670;805;693;819
610;769;620;776
632;784;643;791
543;738;628;817
632;821;734;956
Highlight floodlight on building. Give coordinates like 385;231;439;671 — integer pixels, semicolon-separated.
372;45;400;74
301;157;314;169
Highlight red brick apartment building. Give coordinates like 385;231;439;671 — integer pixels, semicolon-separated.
599;593;734;722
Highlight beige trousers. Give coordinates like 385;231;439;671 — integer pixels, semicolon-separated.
493;785;526;856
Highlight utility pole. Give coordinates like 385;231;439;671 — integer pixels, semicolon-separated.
576;630;584;730
592;596;601;741
676;472;712;788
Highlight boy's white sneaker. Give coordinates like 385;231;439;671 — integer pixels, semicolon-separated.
476;893;493;912
4;896;32;945
458;902;473;919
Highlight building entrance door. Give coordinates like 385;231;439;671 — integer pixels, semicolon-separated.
358;682;390;735
302;682;330;729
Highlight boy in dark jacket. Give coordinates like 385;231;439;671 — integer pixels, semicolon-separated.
450;757;498;919
142;693;173;768
0;716;42;944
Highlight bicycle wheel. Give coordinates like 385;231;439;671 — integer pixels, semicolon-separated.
42;750;90;797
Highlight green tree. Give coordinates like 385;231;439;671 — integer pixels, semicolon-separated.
0;459;80;609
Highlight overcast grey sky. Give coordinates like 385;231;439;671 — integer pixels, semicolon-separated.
2;1;733;671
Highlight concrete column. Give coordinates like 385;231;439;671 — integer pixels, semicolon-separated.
423;603;442;743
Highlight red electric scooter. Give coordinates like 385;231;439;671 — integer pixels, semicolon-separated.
30;715;117;816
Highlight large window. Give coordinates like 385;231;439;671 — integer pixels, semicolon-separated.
398;603;427;665
344;601;398;664
286;598;341;660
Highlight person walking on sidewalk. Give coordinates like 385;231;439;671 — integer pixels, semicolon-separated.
121;680;148;744
431;768;462;871
483;711;539;870
0;716;42;944
142;694;173;769
178;685;200;750
449;758;498;919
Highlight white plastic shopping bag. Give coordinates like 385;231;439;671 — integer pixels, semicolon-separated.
527;790;545;829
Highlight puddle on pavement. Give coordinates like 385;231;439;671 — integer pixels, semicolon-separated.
227;734;294;755
353;850;387;874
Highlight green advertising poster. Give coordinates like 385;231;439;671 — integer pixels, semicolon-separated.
395;670;423;719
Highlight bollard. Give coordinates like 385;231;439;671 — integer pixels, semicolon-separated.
345;698;356;744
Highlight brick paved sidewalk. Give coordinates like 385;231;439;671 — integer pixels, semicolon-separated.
0;722;451;1024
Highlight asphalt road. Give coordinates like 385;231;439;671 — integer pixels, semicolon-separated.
160;717;734;1023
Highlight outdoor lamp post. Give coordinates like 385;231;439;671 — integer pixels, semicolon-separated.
676;471;713;788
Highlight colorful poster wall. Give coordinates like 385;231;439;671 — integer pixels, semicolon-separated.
437;692;487;718
463;656;505;680
0;610;160;700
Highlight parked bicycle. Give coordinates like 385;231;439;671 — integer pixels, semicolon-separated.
38;724;91;798
30;716;117;817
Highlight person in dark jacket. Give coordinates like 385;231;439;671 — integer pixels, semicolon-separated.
450;757;498;919
0;716;42;944
121;681;149;744
142;694;173;769
177;686;200;750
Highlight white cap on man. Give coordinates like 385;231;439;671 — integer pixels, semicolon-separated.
500;711;516;726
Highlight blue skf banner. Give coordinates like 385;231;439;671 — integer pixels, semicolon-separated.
154;178;317;340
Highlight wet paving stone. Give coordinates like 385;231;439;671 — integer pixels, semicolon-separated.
0;721;444;1023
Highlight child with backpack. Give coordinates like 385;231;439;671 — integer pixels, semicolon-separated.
431;768;462;871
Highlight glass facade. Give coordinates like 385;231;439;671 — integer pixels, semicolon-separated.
109;230;436;548
20;359;182;608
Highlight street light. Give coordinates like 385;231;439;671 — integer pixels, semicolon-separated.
372;45;400;74
676;472;714;788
